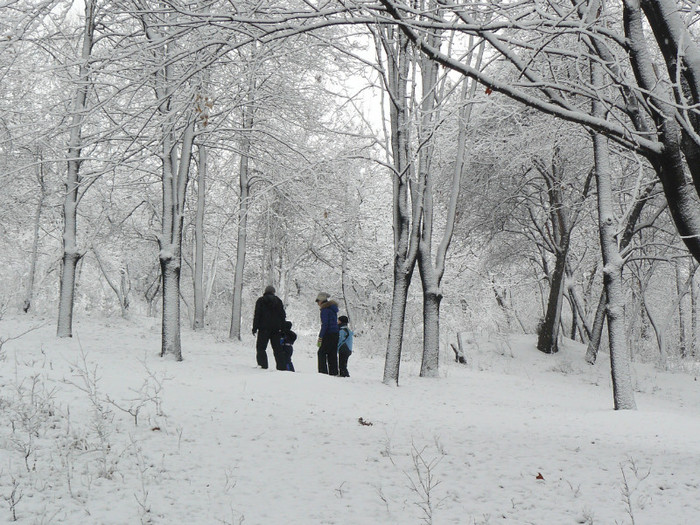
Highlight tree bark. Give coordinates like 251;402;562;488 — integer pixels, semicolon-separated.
692;261;698;358
158;120;195;361
378;27;423;386
592;62;636;409
193;144;206;330
23;157;46;314
418;39;483;377
383;267;413;385
57;0;96;337
229;102;253;340
677;263;687;358
585;291;606;364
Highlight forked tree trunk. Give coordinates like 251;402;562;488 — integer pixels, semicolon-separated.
230;102;253;340
157;118;194;361
592;61;636;409
537;245;568;354
593;133;635;410
57;0;96;337
378;27;422;386
418;40;483;377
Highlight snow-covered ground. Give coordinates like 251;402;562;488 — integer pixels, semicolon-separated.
1;314;699;524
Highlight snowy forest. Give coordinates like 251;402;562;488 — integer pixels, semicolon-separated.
2;1;700;523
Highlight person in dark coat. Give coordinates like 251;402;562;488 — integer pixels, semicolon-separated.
279;320;297;372
315;292;339;375
252;285;286;369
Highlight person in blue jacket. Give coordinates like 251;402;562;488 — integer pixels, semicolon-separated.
279;321;297;372
315;292;339;375
337;315;353;377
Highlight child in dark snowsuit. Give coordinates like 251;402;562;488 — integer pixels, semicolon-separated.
279;321;297;372
337;315;353;377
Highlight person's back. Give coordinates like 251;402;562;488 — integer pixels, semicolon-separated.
280;321;296;372
337;315;353;377
253;289;285;332
316;292;339;375
252;285;286;369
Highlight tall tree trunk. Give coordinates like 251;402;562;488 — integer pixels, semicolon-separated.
57;0;96;337
23;158;46;314
416;27;441;378
418;41;484;377
692;261;698;358
159;121;195;360
592;62;636;409
375;27;420;385
193;144;206;330
677;263;687;358
138;8;196;360
229;102;253;340
536;151;572;354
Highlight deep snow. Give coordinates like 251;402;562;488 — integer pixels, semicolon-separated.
1;314;699;524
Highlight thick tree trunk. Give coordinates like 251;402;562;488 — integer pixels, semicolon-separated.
383;266;413;385
161;257;182;360
537;247;568;354
57;252;80;337
159;122;194;360
193;144;206;330
418;264;441;377
57;0;95;338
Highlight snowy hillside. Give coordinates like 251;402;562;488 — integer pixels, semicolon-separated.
1;315;699;524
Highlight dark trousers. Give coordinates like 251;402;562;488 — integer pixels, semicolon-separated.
281;345;295;372
318;332;339;375
339;349;351;377
256;329;283;369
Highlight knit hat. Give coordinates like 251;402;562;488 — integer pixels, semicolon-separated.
283;321;292;330
338;315;349;324
315;292;329;303
264;285;276;295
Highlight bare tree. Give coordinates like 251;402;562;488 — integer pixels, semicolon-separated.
57;0;97;337
373;26;424;385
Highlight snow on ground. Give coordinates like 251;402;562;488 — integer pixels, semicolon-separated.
1;314;700;524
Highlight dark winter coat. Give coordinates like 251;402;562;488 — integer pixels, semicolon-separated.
253;292;286;332
318;300;340;338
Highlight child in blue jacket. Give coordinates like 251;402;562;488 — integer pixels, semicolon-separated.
337;315;353;377
279;321;297;372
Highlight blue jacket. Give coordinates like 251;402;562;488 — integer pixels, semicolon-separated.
319;301;339;337
338;325;353;353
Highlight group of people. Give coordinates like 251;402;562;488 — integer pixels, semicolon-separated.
251;286;354;376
